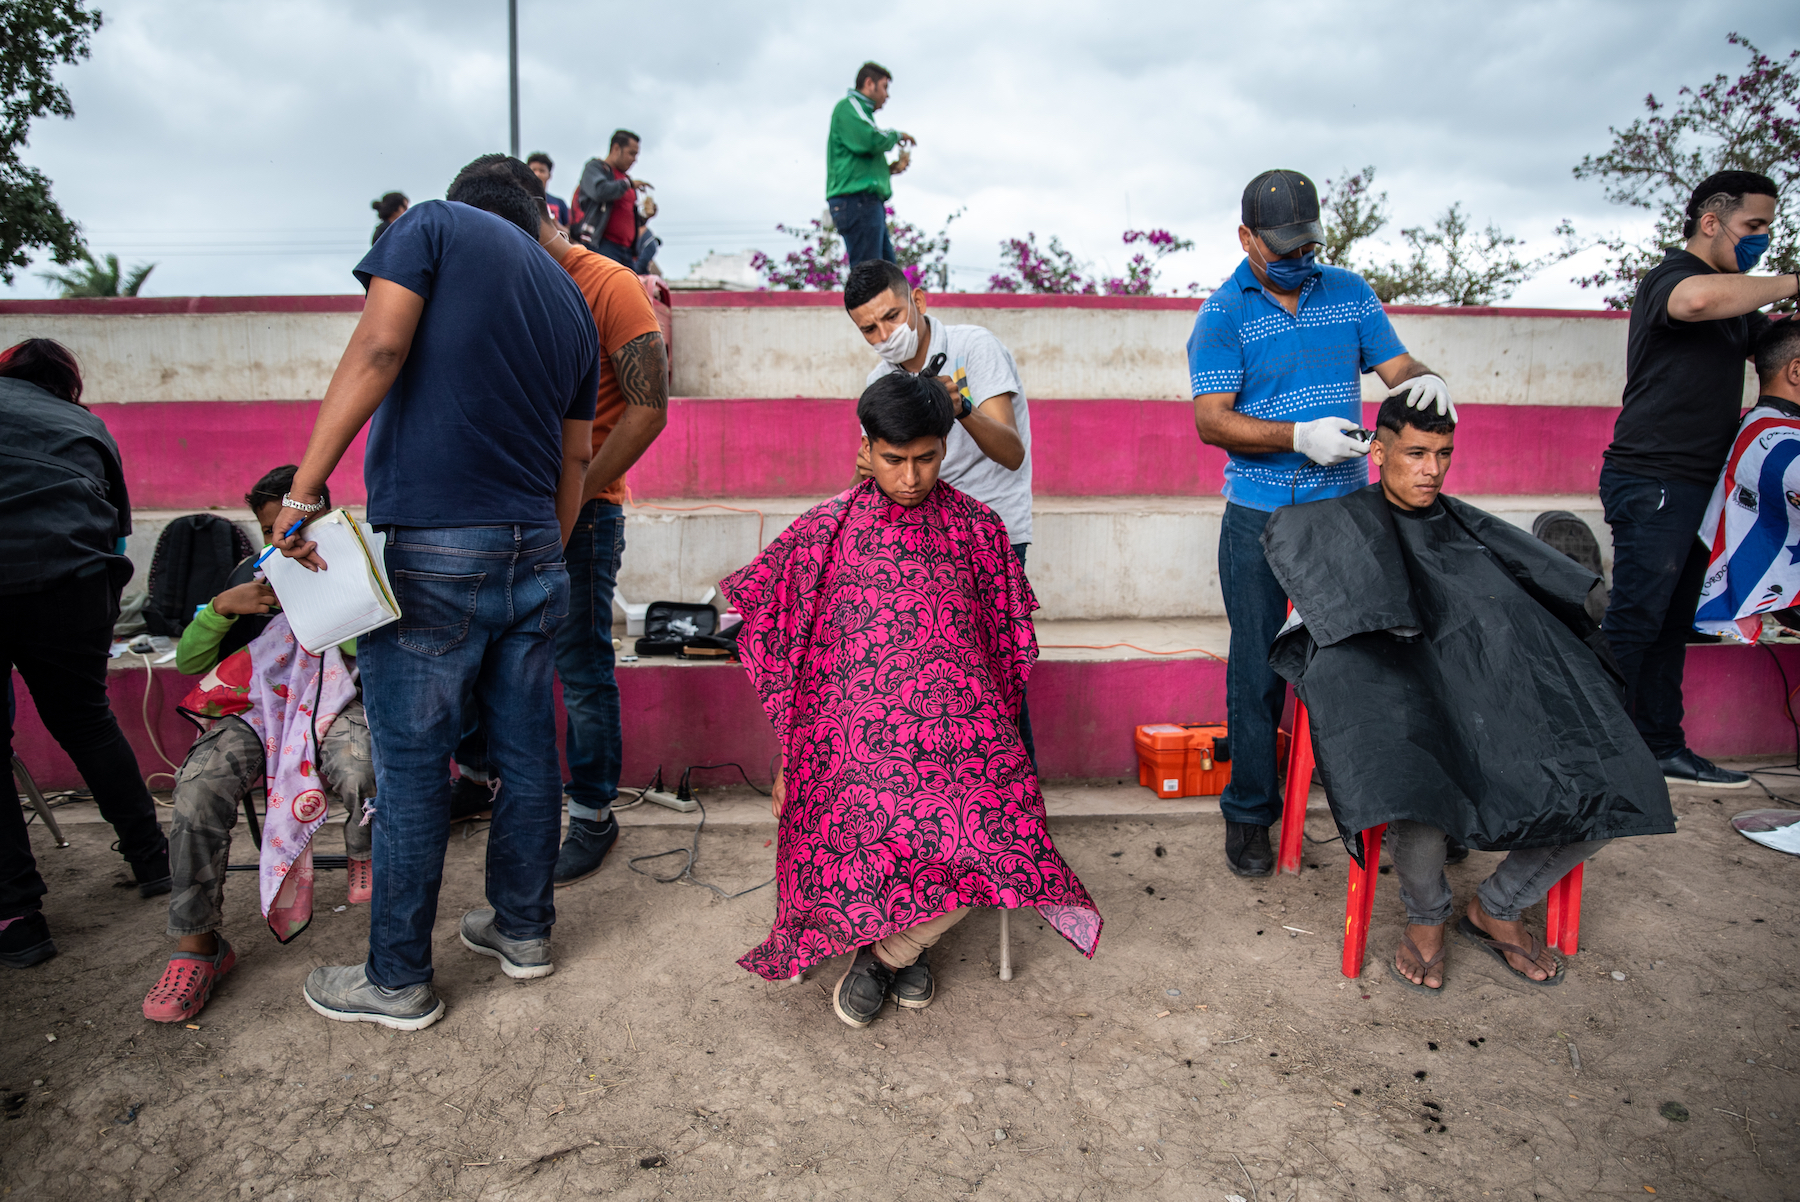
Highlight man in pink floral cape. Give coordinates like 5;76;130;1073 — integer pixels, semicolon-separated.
722;372;1100;1030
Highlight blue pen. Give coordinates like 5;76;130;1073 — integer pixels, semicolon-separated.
254;520;307;568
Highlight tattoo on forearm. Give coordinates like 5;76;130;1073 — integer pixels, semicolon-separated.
613;331;669;410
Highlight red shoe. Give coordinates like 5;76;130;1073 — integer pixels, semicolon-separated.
347;856;372;905
142;940;236;1023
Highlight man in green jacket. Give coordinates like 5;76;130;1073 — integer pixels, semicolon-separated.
827;61;914;267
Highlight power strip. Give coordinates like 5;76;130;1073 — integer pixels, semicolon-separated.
643;788;698;814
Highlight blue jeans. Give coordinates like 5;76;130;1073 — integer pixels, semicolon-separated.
596;232;661;275
1598;465;1713;758
1218;503;1288;826
1386;820;1610;924
559;502;626;822
359;524;568;989
829;191;895;267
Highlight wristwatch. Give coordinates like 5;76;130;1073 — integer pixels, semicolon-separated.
957;393;974;420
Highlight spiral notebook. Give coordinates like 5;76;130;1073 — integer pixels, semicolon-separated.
260;509;401;654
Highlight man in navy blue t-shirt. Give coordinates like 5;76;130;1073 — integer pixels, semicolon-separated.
271;157;600;1030
1188;169;1451;880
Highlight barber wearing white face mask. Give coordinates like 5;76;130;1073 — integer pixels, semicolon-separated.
841;257;1036;762
1188;168;1450;879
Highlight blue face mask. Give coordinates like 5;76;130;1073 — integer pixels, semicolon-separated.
1260;249;1317;290
1734;232;1770;272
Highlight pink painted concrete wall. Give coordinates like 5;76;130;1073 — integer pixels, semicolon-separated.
92;397;1619;510
13;642;1792;794
93;400;369;509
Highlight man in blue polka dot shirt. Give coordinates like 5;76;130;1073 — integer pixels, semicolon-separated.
1187;168;1452;879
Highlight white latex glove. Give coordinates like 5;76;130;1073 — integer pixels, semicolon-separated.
1292;416;1372;467
1390;373;1455;421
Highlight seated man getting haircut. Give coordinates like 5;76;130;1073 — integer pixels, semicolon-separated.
722;373;1100;1030
141;467;372;1022
1694;320;1800;642
1262;397;1674;990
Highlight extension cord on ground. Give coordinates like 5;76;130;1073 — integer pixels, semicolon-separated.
642;788;698;814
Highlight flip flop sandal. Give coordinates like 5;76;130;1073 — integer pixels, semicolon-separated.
1387;930;1447;993
1455;916;1562;986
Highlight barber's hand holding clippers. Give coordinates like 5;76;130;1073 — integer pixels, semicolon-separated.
1389;373;1455;421
1292;417;1373;467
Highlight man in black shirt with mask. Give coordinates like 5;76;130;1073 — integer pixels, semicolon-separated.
1601;171;1800;788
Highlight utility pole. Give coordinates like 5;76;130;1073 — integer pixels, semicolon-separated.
507;0;520;157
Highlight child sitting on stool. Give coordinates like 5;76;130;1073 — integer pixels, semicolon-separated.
141;466;373;1023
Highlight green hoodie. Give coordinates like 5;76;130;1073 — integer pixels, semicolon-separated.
826;89;901;200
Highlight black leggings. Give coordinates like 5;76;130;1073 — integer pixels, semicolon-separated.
2;574;166;919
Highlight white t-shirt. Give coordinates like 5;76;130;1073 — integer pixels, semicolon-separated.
866;315;1034;544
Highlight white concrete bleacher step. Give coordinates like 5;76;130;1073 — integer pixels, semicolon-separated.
124;495;1610;625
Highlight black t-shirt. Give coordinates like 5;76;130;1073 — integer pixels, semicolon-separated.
1605;248;1770;486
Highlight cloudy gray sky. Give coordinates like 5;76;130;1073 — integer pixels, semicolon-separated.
6;0;1795;305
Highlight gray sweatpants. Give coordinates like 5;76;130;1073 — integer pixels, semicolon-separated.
166;702;374;936
1385;819;1608;926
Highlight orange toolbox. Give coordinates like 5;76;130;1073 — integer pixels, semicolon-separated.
1135;723;1231;798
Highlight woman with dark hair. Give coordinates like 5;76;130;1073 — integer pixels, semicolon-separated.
0;338;170;970
370;192;409;245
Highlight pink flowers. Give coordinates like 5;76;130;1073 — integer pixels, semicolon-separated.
988;229;1204;297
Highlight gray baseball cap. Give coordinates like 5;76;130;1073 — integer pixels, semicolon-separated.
1241;169;1325;255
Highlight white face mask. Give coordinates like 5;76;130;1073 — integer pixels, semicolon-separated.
874;312;921;364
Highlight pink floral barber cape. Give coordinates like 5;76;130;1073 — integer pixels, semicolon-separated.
722;479;1101;980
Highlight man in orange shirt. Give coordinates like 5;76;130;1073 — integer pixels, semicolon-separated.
453;159;669;885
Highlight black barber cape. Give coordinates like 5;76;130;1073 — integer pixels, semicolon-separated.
1261;485;1673;863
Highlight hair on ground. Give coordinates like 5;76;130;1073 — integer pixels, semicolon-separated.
859;371;953;448
1755;320;1800;383
1375;392;1456;437
1683;170;1778;239
246;465;330;514
844;259;912;312
0;338;83;405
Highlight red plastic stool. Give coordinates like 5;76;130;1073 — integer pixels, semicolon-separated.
1279;692;1586;975
1340;830;1585;977
1276;697;1312;875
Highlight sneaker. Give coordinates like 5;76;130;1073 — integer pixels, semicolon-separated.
1657;748;1750;790
449;775;498;822
833;946;896;1028
303;963;445;1031
0;913;57;970
553;814;620;887
143;939;236;1022
888;947;935;1009
459;908;554;979
346;856;372;905
1224;821;1274;877
131;842;172;899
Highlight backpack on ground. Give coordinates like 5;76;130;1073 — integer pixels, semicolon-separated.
143;514;254;637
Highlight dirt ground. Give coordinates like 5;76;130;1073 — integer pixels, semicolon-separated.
2;776;1797;1202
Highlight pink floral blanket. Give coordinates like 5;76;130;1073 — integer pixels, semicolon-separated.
722;480;1101;980
239;614;356;942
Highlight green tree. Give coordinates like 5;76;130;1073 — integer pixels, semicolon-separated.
1571;32;1800;309
1;0;103;286
39;249;152;297
1319;166;1389;269
1321;167;1572;305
